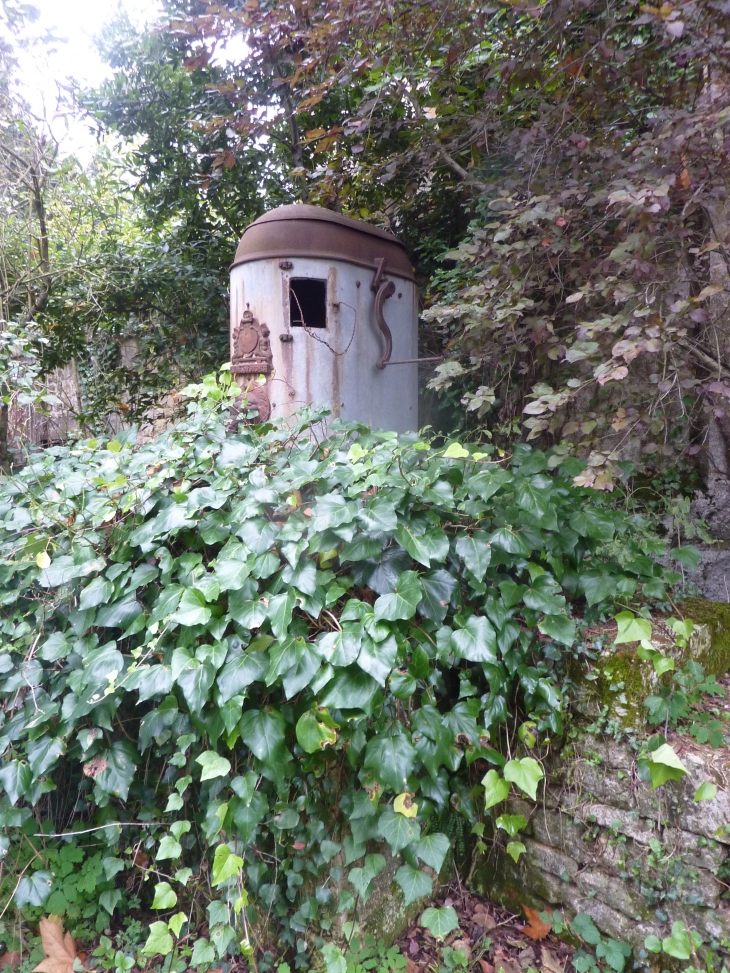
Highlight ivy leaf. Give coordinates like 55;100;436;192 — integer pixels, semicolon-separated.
173;588;212;627
142;922;174;957
152;882;178;910
27;738;64;778
94;741;137;801
646;743;688;789
14;870;52;907
506;840;526;863
451;615;497;663
364;732;417;792
662;923;691;961
190;938;215;967
614;611;652;644
373;571;423;621
496;814;527;838
212;844;244;886
217;650;269;703
320;666;380;711
196;752;231;781
377;809;421;853
420;906;459;939
239;708;287;764
694;781;717;802
296;711;337;753
488;528;530;556
418;570;457;624
157;836;182;861
538;614;576;646
168;913;187;937
395;864;433;905
357;634;397;686
504;758;544;801
455;533;491;579
177;660;216;715
268;591;296;640
237;518;279;554
416;833;450;873
482;770;510;809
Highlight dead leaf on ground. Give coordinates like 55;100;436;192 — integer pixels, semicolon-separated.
520;905;551;941
491;948;522;973
0;952;21;969
478;961;494;973
405;958;419;973
473;911;497;932
32;916;77;973
541;946;565;973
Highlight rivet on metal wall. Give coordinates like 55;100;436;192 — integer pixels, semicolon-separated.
279;260;293;270
280;334;293;342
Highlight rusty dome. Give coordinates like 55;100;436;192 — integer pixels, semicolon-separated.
232;204;415;281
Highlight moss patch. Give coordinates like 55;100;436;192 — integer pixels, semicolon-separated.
681;598;730;677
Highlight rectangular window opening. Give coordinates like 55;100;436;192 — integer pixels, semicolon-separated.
290;277;327;329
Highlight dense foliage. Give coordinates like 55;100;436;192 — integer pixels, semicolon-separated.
0;375;678;960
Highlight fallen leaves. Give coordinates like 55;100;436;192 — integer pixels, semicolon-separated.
32;917;77;973
520;905;552;941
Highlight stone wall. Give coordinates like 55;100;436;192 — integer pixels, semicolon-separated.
472;602;730;958
472;737;730;954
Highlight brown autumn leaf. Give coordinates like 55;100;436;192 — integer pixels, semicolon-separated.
540;946;565;973
0;951;21;969
82;756;108;779
478;961;494;973
32;916;77;973
491;949;521;973
520;905;551;941
472;910;497;932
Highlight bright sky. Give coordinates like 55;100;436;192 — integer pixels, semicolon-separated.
13;0;161;160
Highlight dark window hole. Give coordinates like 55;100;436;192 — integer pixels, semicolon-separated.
290;278;327;329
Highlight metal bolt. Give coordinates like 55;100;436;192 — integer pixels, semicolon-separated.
280;334;293;343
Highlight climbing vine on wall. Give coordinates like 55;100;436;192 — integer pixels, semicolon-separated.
0;373;678;960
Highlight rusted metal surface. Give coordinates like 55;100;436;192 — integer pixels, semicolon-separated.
371;257;397;370
229;205;418;432
233;204;415;282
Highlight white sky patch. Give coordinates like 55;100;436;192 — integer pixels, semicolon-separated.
12;0;161;162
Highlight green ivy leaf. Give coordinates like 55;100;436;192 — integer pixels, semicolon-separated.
168;913;186;937
420;906;459;939
694;781;717;802
196;751;231;781
239;708;287;764
496;814;527;838
364;732;417;792
142;921;174;957
646;743;688;789
506;840;526;863
296;711;337;753
373;571;423;621
395;864;433;905
504;757;544;801
571;913;602;946
377;809;421;853
451;615;497;663
662;923;692;961
14;870;52;907
190;938;216;967
416;833;450;873
157;836;183;860
614;611;652;644
482;769;510;809
455;532;491;579
212;844;244;886
152;882;178;910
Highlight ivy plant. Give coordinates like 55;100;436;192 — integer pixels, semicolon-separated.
0;371;673;959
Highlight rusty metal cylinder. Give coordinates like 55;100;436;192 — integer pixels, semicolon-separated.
229;204;418;432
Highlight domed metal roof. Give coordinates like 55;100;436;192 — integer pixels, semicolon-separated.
232;204;415;281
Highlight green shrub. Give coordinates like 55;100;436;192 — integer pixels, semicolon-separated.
0;372;671;961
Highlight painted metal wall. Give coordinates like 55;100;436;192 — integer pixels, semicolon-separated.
230;256;418;433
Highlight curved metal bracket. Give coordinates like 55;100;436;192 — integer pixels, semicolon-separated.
372;258;396;370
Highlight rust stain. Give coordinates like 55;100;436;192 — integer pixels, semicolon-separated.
329;266;341;418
